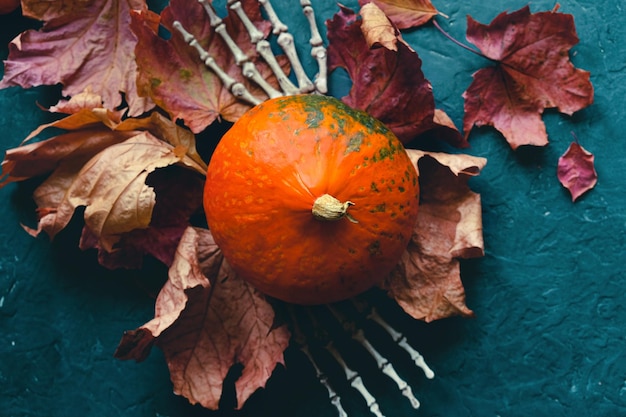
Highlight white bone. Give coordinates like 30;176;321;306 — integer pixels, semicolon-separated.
229;1;265;43
277;32;315;93
326;342;384;417
172;21;260;106
258;0;288;34
353;329;420;409
369;307;435;379
256;41;300;95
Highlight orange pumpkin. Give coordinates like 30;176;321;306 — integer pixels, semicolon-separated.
0;0;19;14
204;95;419;304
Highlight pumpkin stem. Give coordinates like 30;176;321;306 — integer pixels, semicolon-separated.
312;194;358;223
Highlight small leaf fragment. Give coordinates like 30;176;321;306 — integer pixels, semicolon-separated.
557;141;597;201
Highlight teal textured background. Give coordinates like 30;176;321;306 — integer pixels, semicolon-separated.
1;0;625;416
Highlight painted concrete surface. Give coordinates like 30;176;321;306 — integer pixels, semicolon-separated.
1;0;625;416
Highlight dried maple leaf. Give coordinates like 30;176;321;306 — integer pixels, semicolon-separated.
0;0;154;116
327;5;437;144
115;226;290;410
359;0;439;29
462;6;594;149
382;150;486;322
557;141;597;202
131;0;287;133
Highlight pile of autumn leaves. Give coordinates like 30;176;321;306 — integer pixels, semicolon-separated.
0;0;595;411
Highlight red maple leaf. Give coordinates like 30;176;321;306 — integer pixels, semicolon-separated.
557;140;597;202
0;0;154;116
462;6;594;149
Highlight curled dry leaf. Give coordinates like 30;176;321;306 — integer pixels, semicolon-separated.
462;6;594;149
359;0;439;29
557;141;598;202
48;87;104;114
382;150;486;322
79;165;204;269
130;0;288;133
0;93;206;269
115;226;291;410
31;132;201;251
327;5;440;144
360;2;403;51
0;0;154;116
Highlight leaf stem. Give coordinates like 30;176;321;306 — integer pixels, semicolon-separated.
432;18;485;58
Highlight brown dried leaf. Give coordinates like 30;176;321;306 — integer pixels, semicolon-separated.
79;165;204;269
382;150;486;322
0;129;136;188
116;111;207;171
48;87;104;114
557;141;598;201
359;0;439;29
31;132;199;252
360;2;403;51
116;227;290;410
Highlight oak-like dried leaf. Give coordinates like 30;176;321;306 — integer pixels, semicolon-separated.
463;6;594;149
116;227;290;410
31;132;199;252
0;129;136;188
382;150;486;322
131;0;287;133
79;166;204;269
327;5;436;143
359;0;439;29
0;0;154;116
557;141;597;201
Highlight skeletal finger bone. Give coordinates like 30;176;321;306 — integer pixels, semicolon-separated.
301;0;328;93
228;0;265;43
258;0;287;34
258;0;315;93
277;32;316;93
353;329;420;409
256;41;300;95
328;305;421;410
327;342;384;417
227;0;297;95
172;21;261;106
368;307;435;379
196;0;282;99
290;307;348;417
